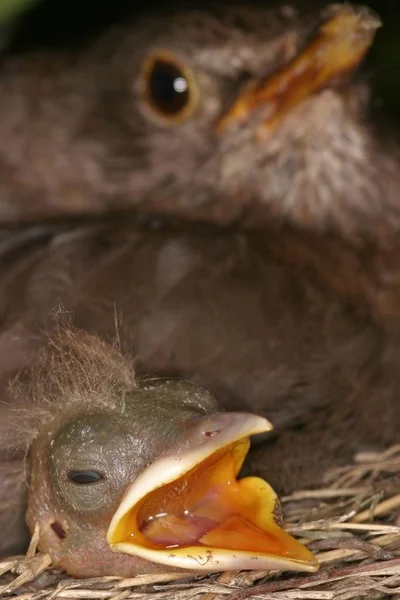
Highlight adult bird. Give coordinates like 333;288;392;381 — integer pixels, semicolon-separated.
0;0;396;239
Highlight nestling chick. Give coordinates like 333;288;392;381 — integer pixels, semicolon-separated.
0;1;397;240
2;327;317;577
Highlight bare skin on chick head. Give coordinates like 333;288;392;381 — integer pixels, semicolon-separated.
7;328;318;577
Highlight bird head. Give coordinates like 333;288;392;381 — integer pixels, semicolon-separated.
0;2;387;235
80;1;382;233
20;329;318;577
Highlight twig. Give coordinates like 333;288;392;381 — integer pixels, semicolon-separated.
228;558;400;600
353;493;400;522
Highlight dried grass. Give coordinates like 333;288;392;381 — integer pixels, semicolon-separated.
1;445;400;600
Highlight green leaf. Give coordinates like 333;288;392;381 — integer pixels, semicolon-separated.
0;0;41;25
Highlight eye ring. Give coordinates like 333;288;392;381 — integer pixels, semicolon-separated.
67;470;104;485
139;52;199;124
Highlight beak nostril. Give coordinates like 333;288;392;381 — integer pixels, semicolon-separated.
204;429;220;437
51;521;67;540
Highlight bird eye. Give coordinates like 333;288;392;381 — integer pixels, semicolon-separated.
140;53;198;123
67;470;104;485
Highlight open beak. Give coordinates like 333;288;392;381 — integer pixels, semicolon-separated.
217;3;381;136
107;413;319;572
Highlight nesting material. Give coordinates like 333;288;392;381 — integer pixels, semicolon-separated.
1;445;399;600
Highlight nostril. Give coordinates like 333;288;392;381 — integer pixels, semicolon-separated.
51;521;67;540
204;429;220;437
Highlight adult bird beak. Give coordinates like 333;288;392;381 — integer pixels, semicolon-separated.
217;3;381;137
107;413;319;572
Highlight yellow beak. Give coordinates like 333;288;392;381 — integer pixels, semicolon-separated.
107;412;319;573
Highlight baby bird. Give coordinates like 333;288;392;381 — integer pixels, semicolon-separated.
1;327;318;577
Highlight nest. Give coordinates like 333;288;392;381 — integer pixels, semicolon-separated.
1;446;400;600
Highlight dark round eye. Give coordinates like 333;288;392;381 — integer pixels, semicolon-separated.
67;470;103;485
141;54;197;122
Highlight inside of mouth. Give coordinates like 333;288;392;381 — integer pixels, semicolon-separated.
112;438;308;559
